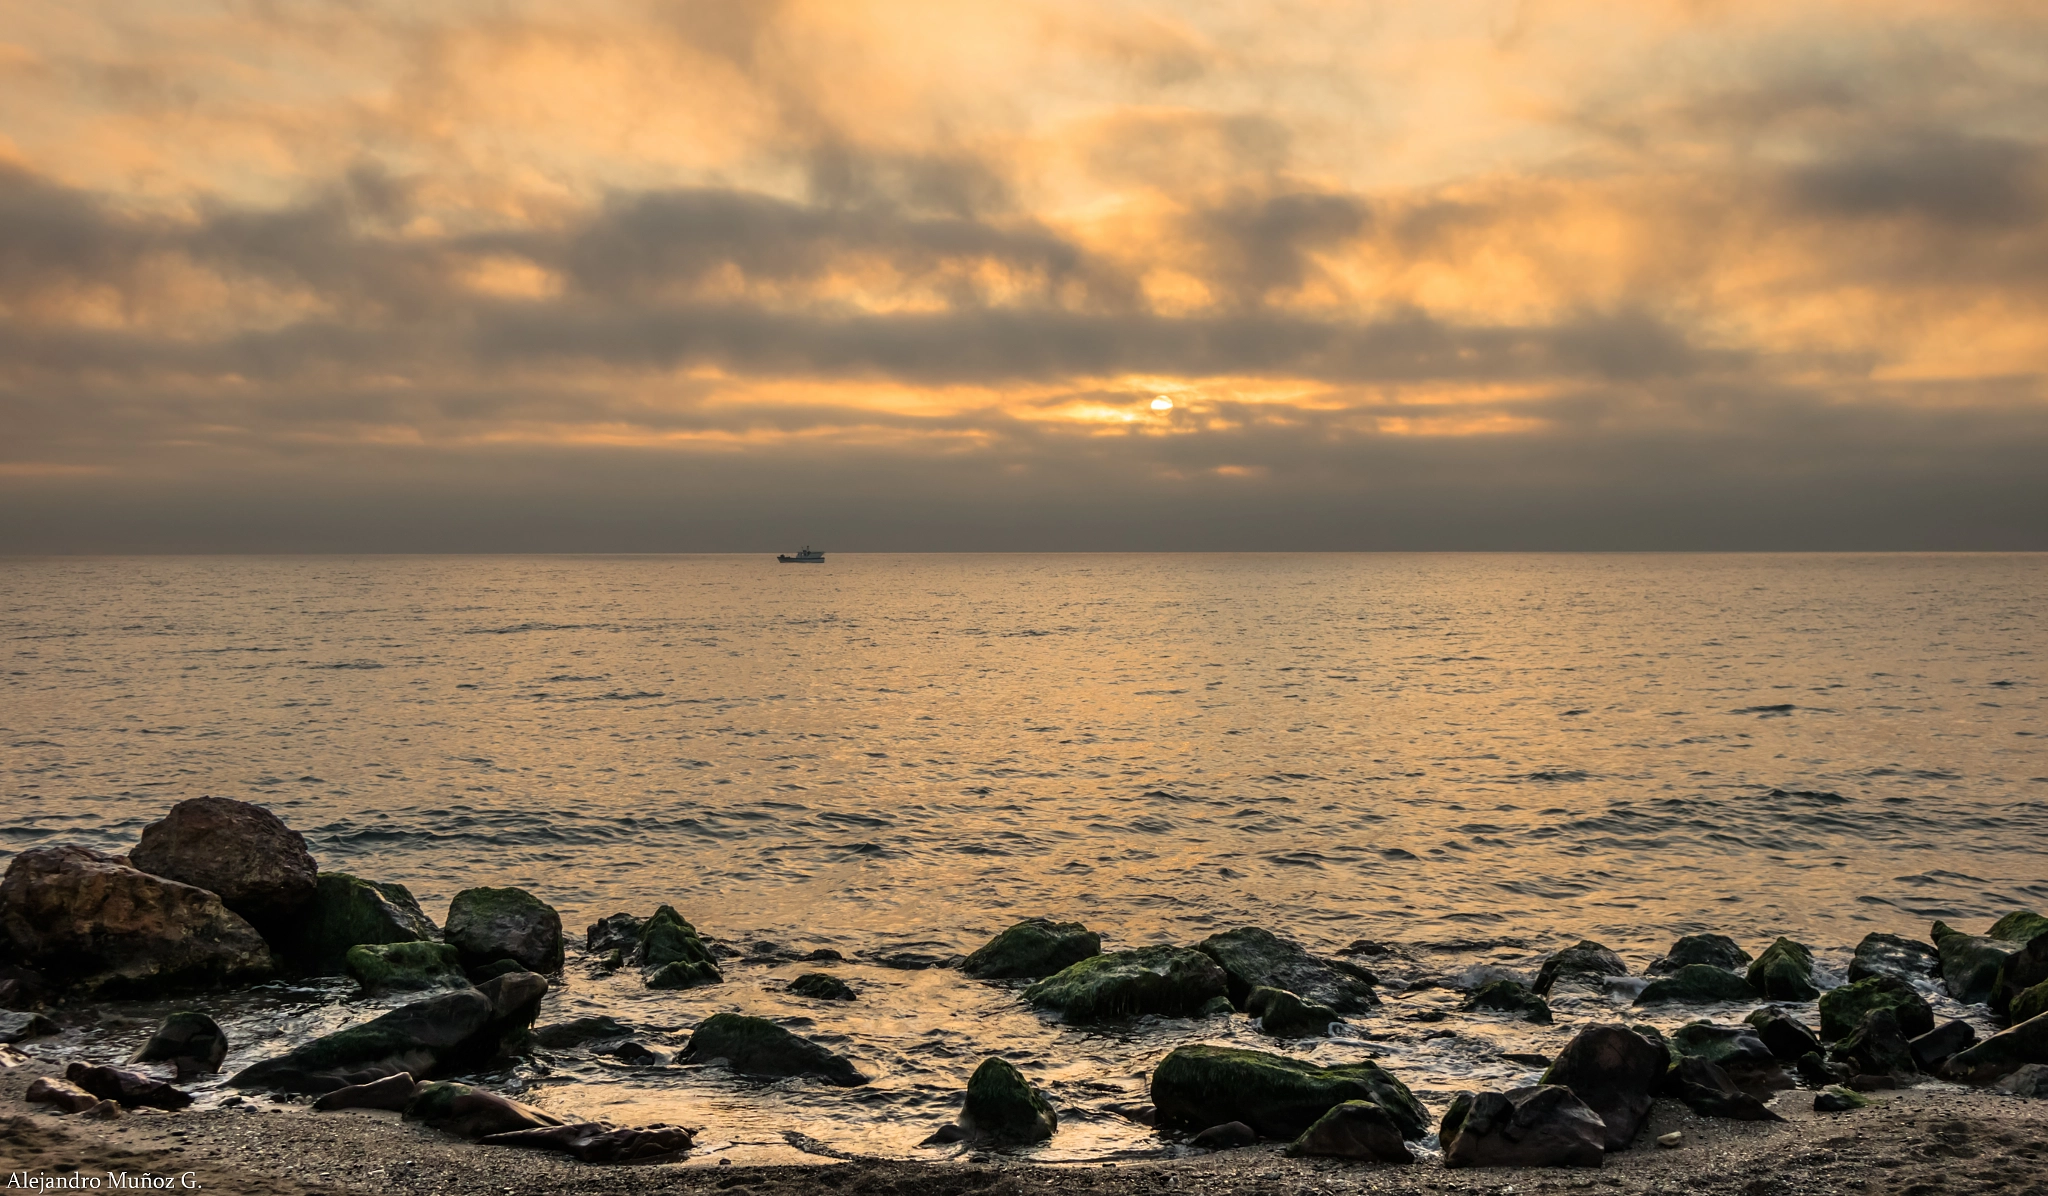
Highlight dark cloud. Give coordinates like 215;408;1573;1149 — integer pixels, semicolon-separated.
1786;132;2046;227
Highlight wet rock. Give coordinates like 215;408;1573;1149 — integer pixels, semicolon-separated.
346;941;468;996
129;797;318;935
919;1123;967;1146
960;1056;1057;1144
1932;920;2016;1005
1541;1023;1668;1150
961;918;1101;980
1991;935;2048;1018
444;887;563;974
1909;1019;1978;1072
679;1012;868;1086
1994;1063;2048;1097
1647;934;1751;976
0;1011;57;1044
1987;910;2048;943
1744;1007;1823;1063
1463;978;1552;1024
638;906;718;971
1197;995;1233;1017
531;1016;632;1050
132;1011;228;1076
1746;937;1819;1001
1284;1100;1414;1163
1439;1085;1606;1169
480;1121;695;1162
1196;927;1379;1013
0;845;273;994
1533;941;1627;997
65;1062;193;1110
585;913;643;956
2011;978;2048;1025
1819;974;1934;1041
862;942;963;970
788;972;855;1001
646;960;721;989
287;872;438;975
228;987;495;1093
1247;986;1340;1038
468;959;534;984
26;1076;100;1113
1943;1009;2048;1084
1671;1022;1776;1071
1024;945;1228;1022
1191;1120;1257;1149
1831;1008;1917;1081
0;963;51;1010
405;1080;563;1139
311;1072;419;1112
1150;1043;1429;1140
476;969;548;1044
1848;932;1939;985
1814;1086;1868;1112
1633;964;1757;1005
598;1040;666;1066
1795;1051;1850;1087
1672;1056;1784;1121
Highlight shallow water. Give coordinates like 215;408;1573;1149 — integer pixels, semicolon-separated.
3;553;2044;1159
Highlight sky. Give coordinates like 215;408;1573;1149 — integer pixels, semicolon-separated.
2;0;2045;552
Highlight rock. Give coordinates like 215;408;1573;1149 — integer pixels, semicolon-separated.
1943;1009;2048;1084
1656;1131;1682;1147
1195;927;1379;1013
1533;941;1627;996
1848;932;1939;985
1932;920;2016;1005
919;1123;967;1146
444;888;563;974
479;1121;694;1162
1831;1008;1917;1080
132;1011;228;1076
1197;995;1233;1017
638;905;718;970
228;988;496;1092
26;1076;100;1113
468;959;533;984
1633;964;1757;1005
531;1016;631;1050
311;1072;419;1111
346;941;468;995
475;970;548;1054
598;1040;666;1065
642;961;716;989
678;1012;868;1086
1149;1043;1428;1140
960;1057;1056;1144
1671;1056;1783;1121
961;918;1101;980
1191;1120;1257;1149
1744;1007;1823;1062
585;913;643;956
1647;934;1751;975
1284;1100;1414;1162
0;845;273;994
1463;978;1553;1024
65;1062;192;1110
1439;1085;1607;1169
129;797;318;933
0;1011;57;1044
1819;974;1934;1041
1909;1019;1978;1071
1988;911;2048;943
286;872;438;975
1746;937;1819;1001
1796;1051;1850;1087
1024;946;1229;1022
404;1080;563;1138
1994;1063;2048;1097
1671;1022;1775;1069
1541;1023;1667;1150
2012;979;2048;1025
788;972;855;1001
1991;935;2048;1018
1814;1086;1868;1112
1248;986;1339;1038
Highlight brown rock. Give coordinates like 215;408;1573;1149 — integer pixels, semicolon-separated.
66;1062;194;1110
130;797;318;930
26;1076;101;1113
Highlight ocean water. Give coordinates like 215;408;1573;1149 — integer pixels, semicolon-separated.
3;553;2044;1160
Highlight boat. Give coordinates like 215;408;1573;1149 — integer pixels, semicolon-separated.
777;546;826;563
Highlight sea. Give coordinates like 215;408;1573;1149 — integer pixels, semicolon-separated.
3;553;2044;1161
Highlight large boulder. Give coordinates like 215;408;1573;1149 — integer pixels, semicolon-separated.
1991;935;2048;1018
637;905;720;988
1025;946;1228;1022
1647;934;1750;975
1439;1086;1606;1169
678;1013;867;1086
479;1122;694;1162
1533;941;1627;996
1848;932;1939;984
2012;979;2048;1026
1150;1044;1428;1141
1463;979;1552;1024
1746;937;1819;1001
1195;928;1378;1013
1670;1022;1777;1075
1744;1007;1823;1062
788;972;855;1001
1932;921;2016;1006
1285;1101;1414;1163
444;887;563;974
1541;1024;1667;1150
0;845;272;993
1248;987;1340;1038
227;988;496;1093
1831;1008;1916;1081
1909;1020;1978;1072
1944;1010;2048;1085
960;1057;1057;1144
1672;1056;1783;1121
129;797;318;933
133;1011;228;1077
286;872;438;974
346;941;468;995
1633;964;1756;1005
1988;911;2048;943
961;919;1100;980
1819;975;1934;1041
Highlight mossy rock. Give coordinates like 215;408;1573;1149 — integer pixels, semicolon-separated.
1848;932;1939;985
640;905;720;972
1533;941;1626;996
1196;927;1379;1013
1670;1022;1775;1069
1815;1085;1868;1111
1932;921;2017;1005
1987;911;2048;944
1634;964;1757;1005
679;1012;867;1086
1151;1044;1428;1141
402;1080;474;1123
1818;975;1934;1042
1462;979;1552;1024
1247;986;1340;1038
288;872;438;974
2012;980;2048;1025
1746;937;1819;1001
444;887;563;974
961;919;1100;980
961;1057;1056;1144
346;941;468;996
1647;934;1751;975
1944;1009;2048;1084
646;960;722;990
585;913;643;955
1284;1100;1413;1162
1830;1008;1916;1078
788;972;855;1001
1992;935;2048;1017
1743;1007;1823;1062
228;988;494;1093
1024;945;1228;1022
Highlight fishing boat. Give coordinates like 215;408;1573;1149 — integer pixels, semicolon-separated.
777;546;826;563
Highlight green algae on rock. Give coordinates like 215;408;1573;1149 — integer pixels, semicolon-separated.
1932;921;2017;1006
1819;974;1934;1041
1634;963;1757;1005
679;1012;868;1086
961;918;1100;980
788;971;855;1001
1246;986;1340;1038
1150;1043;1428;1141
291;872;439;974
1987;911;2048;944
961;1056;1057;1144
1747;937;1819;1001
444;887;563;974
346;941;468;996
229;988;496;1093
1195;927;1379;1013
637;905;722;988
1463;978;1553;1024
1025;945;1228;1022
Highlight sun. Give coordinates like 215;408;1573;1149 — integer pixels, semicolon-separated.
1150;396;1174;411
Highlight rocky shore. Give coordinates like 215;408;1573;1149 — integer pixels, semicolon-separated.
4;797;2046;1192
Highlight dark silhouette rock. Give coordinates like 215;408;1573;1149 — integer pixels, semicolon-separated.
1672;1056;1783;1121
1646;934;1750;976
531;1016;631;1050
467;959;532;984
1150;1044;1428;1141
1819;974;1934;1041
287;872;437;975
2012;978;2048;1025
1991;934;2048;1018
1534;941;1627;996
1439;1085;1606;1169
1988;911;2048;944
1909;1020;1977;1072
1744;1007;1823;1062
228;988;495;1093
65;1062;192;1110
480;1121;694;1162
1463;978;1552;1023
585;913;643;956
129;797;317;934
1944;1009;2048;1084
1191;1121;1258;1149
1746;937;1819;1001
0;1011;57;1044
1025;945;1228;1022
1633;964;1756;1005
788;972;855;1001
679;1012;867;1086
1932;920;2016;1006
311;1071;419;1111
960;1056;1056;1144
445;887;562;974
133;1011;228;1076
404;1081;563;1138
1848;932;1939;985
1830;1008;1916;1081
1247;986;1339;1038
1284;1100;1413;1162
961;918;1100;980
347;941;468;995
1196;927;1379;1013
1541;1023;1667;1150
